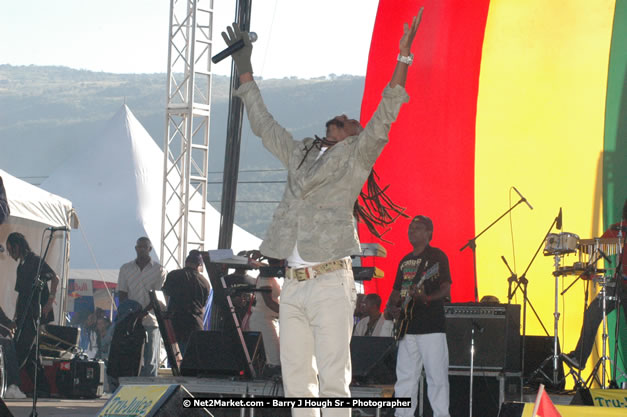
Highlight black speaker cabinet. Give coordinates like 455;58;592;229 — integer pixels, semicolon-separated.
522;335;564;391
180;331;265;378
445;303;521;371
421;371;522;417
350;336;397;384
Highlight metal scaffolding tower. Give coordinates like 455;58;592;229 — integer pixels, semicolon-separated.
161;0;214;270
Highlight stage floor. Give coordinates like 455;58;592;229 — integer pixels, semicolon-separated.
4;397;110;417
1;381;581;417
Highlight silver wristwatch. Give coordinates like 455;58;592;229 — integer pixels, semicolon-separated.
397;53;414;65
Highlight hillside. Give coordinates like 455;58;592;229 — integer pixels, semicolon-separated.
0;65;366;237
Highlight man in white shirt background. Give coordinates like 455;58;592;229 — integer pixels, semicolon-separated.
353;293;394;337
117;237;166;376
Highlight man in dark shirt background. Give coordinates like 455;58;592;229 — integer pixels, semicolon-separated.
163;250;211;354
386;215;452;417
6;232;59;394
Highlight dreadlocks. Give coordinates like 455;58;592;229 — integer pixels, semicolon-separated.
298;136;408;242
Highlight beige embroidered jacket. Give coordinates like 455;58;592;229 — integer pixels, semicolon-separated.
235;81;409;262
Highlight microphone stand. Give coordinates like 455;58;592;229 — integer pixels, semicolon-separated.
460;198;527;302
511;215;559;387
468;321;483;417
502;256;517;304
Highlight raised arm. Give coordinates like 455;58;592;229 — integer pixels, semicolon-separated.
222;23;296;166
390;7;423;88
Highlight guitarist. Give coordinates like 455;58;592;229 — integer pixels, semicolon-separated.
385;215;452;417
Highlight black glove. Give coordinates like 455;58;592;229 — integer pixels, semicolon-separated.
221;22;253;75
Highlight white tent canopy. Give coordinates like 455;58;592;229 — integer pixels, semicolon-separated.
0;168;77;323
41;105;261;284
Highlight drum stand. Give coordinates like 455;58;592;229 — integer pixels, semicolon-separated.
525;254;568;390
610;227;626;386
585;273;611;388
514;212;561;388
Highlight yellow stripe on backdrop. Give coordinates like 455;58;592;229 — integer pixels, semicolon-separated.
474;0;616;387
521;402;626;416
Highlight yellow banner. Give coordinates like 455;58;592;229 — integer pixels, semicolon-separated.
475;0;617;388
589;389;627;409
522;402;627;416
97;385;176;417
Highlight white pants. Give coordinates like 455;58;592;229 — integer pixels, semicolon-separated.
249;312;280;366
394;333;450;417
279;267;356;417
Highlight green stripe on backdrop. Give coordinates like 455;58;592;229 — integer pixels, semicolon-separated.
603;0;627;219
604;0;627;387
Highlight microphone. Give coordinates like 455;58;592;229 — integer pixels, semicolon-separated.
212;32;258;64
0;244;4;253
47;226;70;232
501;255;515;276
556;207;562;230
513;186;533;210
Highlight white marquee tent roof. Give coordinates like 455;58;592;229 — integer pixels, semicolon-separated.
0;168;77;321
41;105;261;283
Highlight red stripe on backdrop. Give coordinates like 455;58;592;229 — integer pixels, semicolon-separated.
359;0;490;305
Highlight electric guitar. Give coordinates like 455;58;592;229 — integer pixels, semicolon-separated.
393;263;440;341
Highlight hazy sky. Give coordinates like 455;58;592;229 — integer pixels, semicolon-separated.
0;0;380;79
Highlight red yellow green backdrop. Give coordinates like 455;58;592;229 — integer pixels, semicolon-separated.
359;0;626;386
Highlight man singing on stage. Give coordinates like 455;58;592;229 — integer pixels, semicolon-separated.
221;6;423;416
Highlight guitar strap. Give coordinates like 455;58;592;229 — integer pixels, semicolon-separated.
413;259;429;285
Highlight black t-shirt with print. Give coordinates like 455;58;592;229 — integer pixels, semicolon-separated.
392;246;452;334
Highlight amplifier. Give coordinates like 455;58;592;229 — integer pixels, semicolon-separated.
445;303;521;371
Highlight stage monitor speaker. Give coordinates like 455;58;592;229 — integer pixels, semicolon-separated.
497;402;525;417
445;304;521;371
180;331;265;378
522;335;564;391
570;388;593;405
350;336;397;385
97;384;210;416
0;398;14;417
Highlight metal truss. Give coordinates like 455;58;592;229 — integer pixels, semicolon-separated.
161;0;214;270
